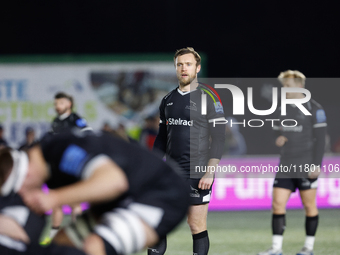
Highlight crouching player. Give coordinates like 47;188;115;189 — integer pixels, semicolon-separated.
20;130;190;255
0;148;86;255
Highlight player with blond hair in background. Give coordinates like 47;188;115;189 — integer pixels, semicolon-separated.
258;70;327;255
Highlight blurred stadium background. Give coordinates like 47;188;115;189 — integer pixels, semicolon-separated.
1;1;340;254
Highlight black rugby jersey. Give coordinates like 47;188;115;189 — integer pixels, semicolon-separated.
154;85;226;175
41;131;183;197
51;112;89;134
273;99;327;165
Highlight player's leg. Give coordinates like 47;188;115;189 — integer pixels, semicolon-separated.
84;219;159;255
147;237;167;255
41;207;64;245
51;207;64;236
187;178;211;255
58;207;160;255
53;229;75;247
296;186;318;255
58;171;189;255
271;187;291;250
258;179;293;255
187;203;210;255
300;187;318;216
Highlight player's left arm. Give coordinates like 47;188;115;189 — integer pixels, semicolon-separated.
0;214;30;243
23;158;129;215
310;104;327;178
199;158;221;190
199;93;226;190
74;114;93;133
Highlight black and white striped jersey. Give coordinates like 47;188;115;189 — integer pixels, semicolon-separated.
0;150;45;253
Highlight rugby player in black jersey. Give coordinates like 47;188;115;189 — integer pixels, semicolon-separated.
0;148;86;255
51;92;91;134
46;92;92;244
148;47;226;255
17;130;189;255
258;70;327;255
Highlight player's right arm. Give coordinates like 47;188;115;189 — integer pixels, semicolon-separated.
23;158;129;215
275;136;288;147
153;99;167;155
52;159;129;208
272;107;287;147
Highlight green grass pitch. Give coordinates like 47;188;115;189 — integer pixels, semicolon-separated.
44;209;339;254
136;209;340;255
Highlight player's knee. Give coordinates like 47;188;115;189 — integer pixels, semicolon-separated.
53;229;74;247
187;217;205;234
83;234;106;255
303;202;317;215
272;199;286;213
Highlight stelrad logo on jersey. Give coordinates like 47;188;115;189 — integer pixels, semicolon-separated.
166;118;193;126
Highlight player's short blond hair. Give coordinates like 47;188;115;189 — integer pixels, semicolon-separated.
174;47;201;67
278;70;306;86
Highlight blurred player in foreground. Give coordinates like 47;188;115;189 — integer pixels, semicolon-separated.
149;47;225;255
19;130;189;255
0;148;87;255
258;70;327;255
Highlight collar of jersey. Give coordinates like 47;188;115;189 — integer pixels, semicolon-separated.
177;88;197;96
59;112;71;120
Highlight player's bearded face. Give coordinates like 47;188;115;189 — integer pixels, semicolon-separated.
175;54;200;86
54;98;72;116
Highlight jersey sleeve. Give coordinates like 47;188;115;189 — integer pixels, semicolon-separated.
312;102;327;166
41;133;109;182
206;93;226;159
312;105;327;129
73;113;93;132
206;91;225;123
153;98;167;154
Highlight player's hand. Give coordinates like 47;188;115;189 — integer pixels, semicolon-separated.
198;172;214;190
71;204;83;222
20;189;58;215
308;166;321;179
275;136;288;147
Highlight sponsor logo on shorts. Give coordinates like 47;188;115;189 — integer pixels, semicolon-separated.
301;179;311;187
190;186;200;198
